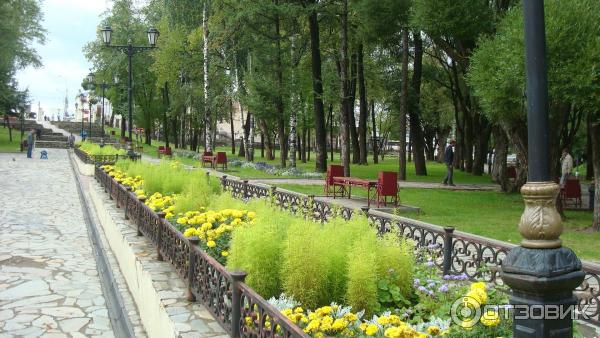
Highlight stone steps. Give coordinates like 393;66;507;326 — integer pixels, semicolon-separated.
35;141;69;149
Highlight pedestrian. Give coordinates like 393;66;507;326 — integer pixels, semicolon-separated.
26;128;35;159
68;133;75;148
81;130;87;142
560;147;573;186
443;139;456;186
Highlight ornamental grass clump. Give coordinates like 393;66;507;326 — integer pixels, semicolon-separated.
345;238;379;316
226;198;293;298
78;141;125;156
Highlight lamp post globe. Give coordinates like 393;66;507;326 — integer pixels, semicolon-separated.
101;26;112;46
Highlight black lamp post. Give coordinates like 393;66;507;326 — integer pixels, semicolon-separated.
87;71;111;147
79;93;85;139
500;1;584;337
100;25;159;155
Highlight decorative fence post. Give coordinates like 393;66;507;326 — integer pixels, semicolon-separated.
243;180;249;199
270;186;277;207
137;196;146;236
124;187;132;220
156;212;165;261
205;171;210;184
230;271;248;338
220;175;228;191
442;227;454;276
187;236;200;302
108;176;113;199
116;185;121;208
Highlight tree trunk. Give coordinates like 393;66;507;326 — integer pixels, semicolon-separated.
338;0;351;176
248;113;255;161
398;28;409;180
491;126;509;189
260;132;264;158
307;2;327;172
591;119;600;230
329;103;334;162
587;112;594;181
472;116;491;176
162;83;170;148
302;122;307;163
274;1;287;168
410;31;426;175
121;114;126;138
202;0;212;152
258;119;273;160
357;44;368;165
371;99;378;164
349;50;360;164
308;128;311;161
289;36;297;168
229;98;235;154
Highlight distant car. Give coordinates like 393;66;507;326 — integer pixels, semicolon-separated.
507;154;517;166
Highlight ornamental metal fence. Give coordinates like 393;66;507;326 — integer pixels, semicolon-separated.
94;166;309;338
75;146;141;165
218;175;600;326
93;166;600;331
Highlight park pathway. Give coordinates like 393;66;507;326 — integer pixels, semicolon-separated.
0;150;141;338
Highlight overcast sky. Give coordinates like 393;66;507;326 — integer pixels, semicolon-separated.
16;0;110;119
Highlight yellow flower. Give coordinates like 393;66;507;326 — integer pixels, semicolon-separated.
384;326;401;338
365;324;378;336
388;314;402;325
207;240;216;248
177;217;188;225
481;309;501;327
470;282;486;291
294;307;304;314
245;316;253;326
427;325;441;335
343;312;358;322
247;211;256;219
221;251;229;257
332;318;347;331
304;319;320;334
377;316;390;326
466;288;487;305
183;228;197;238
359;323;368;332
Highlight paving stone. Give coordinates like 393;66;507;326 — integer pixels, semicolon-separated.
58;317;90;332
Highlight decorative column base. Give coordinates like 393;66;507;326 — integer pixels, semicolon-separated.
501;247;584;337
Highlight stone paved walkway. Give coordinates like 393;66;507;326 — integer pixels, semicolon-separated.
0;151;118;337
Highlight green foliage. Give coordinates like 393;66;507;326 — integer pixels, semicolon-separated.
226;198;292;299
77;142;126;156
375;234;414;298
345;235;379;316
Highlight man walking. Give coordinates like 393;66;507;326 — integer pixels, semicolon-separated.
443;139;456;186
26;128;35;159
560;147;573;186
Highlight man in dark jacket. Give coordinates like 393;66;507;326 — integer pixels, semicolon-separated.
443;139;456;186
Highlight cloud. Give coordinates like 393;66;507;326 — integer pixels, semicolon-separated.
45;0;109;14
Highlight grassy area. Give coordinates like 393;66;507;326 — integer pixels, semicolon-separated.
107;126;493;183
0;126;22;152
278;184;598;260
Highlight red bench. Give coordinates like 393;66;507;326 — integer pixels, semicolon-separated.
201;151;214;168
561;178;582;208
158;146;172;158
214;152;227;171
375;171;399;207
324;165;346;197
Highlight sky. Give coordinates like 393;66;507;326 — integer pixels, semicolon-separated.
16;0;111;119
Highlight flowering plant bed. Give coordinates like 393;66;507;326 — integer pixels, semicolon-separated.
94;160;522;337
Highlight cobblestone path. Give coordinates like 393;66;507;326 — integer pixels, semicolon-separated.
0;151;117;337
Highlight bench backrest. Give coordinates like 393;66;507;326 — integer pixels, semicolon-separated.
564;178;581;198
378;171;398;195
164;147;172;155
326;165;344;184
216;152;227;164
158;145;165;151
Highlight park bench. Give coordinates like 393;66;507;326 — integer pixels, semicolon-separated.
324;165;346;197
157;146;172;158
213;152;228;171
375;171;399;207
561;177;582;208
201;151;214;168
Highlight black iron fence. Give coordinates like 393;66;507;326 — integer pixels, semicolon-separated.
94;166;309;338
75;146;140;165
218;175;600;326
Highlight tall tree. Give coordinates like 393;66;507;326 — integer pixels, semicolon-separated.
338;0;351;176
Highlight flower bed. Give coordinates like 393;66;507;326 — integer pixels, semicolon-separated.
228;159;324;178
96;160;517;337
75;142;139;164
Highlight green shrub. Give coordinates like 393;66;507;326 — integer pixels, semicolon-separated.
226;199;292;298
78;141;125;155
375;234;414;298
280;220;330;309
345;237;379;315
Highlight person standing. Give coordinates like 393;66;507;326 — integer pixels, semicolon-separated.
443;139;456;186
26;128;35;158
560;147;573;186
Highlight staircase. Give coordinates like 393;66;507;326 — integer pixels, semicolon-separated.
51;121;105;138
18;120;69;149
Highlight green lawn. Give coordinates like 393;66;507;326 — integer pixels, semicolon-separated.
278;184;598;260
107;127;494;184
0;126;23;152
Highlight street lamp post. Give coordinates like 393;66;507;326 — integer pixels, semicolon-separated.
100;26;159;155
500;1;585;337
87;72;110;147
